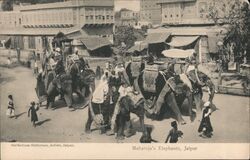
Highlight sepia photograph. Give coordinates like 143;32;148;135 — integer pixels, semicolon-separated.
0;0;249;159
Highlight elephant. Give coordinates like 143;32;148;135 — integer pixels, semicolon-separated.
67;59;95;104
46;72;73;109
36;58;74;109
137;70;194;124
186;69;216;112
123;61;216;124
122;62;194;124
115;95;146;140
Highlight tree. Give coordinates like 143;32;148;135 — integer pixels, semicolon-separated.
114;26;137;50
1;0;13;11
202;0;250;65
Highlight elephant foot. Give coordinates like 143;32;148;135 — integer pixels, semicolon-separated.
99;128;106;135
116;136;125;140
106;130;115;136
190;110;197;122
68;106;75;111
178;119;186;125
190;113;196;122
85;129;91;134
124;129;136;138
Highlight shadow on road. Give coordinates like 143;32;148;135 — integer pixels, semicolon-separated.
15;112;26;119
36;119;51;126
0;76;16;84
132;118;154;133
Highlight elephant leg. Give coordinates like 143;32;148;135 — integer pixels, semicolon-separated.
64;92;73;109
116;114;126;140
47;95;55;109
186;90;196;122
194;93;202;112
139;116;146;133
124;120;136;138
85;107;93;133
166;92;186;125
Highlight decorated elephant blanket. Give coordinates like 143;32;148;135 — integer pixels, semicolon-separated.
143;70;158;93
143;64;160;93
167;77;185;95
131;62;142;77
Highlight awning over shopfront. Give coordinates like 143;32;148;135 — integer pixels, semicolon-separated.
144;32;171;44
127;43;148;53
79;37;111;51
167;36;199;47
162;49;195;59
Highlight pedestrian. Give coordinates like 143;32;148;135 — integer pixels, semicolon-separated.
165;121;183;143
198;101;213;138
28;101;39;127
7;57;11;68
6;95;16;118
96;66;102;80
34;60;38;74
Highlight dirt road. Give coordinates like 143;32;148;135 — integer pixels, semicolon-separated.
0;66;249;143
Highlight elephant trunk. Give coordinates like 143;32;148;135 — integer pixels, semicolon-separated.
207;79;215;102
165;92;186;125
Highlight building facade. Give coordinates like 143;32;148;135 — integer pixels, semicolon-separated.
140;0;162;24
159;0;230;25
141;0;242;64
120;8;139;26
0;0;115;53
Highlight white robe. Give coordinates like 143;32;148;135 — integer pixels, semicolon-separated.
92;79;109;104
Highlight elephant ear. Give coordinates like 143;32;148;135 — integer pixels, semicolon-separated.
81;69;95;83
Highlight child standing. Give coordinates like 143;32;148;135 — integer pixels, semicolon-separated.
165;121;183;143
6;95;16;118
28;101;39;127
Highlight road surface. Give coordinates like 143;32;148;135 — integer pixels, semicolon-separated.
0;66;249;143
